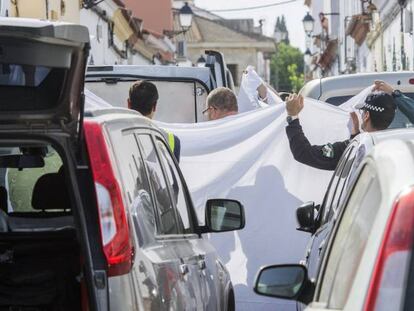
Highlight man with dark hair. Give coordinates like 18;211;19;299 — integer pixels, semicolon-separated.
285;92;396;171
203;87;238;121
128;80;181;162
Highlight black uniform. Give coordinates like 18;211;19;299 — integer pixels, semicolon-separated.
286;119;350;171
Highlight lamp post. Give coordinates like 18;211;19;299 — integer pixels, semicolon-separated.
196;55;206;67
399;0;407;70
302;13;315;81
302;12;315;37
164;2;194;38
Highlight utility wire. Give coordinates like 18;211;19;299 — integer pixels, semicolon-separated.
209;0;300;12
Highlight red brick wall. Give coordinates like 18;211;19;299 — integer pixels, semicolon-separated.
122;0;173;34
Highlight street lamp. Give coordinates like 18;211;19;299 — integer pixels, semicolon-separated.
304;48;312;66
164;2;194;38
179;2;193;30
302;12;315;37
196;55;206;67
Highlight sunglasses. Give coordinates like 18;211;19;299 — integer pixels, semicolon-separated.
202;106;217;114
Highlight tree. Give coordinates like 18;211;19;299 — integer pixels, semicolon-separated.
270;42;304;93
280;15;290;44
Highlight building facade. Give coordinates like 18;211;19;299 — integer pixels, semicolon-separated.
306;0;414;78
173;1;276;86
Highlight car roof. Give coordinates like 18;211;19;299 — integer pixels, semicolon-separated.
368;128;414;145
84;105;161;133
0;17;89;44
300;71;414;101
367;138;414;206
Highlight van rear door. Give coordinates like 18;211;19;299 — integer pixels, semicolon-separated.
0;18;89;142
85;65;211;123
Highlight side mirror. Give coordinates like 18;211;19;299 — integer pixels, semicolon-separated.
202;199;245;233
254;264;314;304
296;201;319;234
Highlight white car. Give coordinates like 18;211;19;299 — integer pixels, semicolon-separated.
254;128;414;311
300;71;414;105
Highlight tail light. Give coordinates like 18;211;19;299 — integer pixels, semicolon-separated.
364;187;414;311
84;120;133;277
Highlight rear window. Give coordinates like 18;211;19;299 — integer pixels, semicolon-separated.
0;146;63;213
85;78;209;123
0;63;66;111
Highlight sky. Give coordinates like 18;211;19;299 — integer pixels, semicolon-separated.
194;0;308;51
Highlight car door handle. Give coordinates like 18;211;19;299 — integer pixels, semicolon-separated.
198;259;206;270
180;263;189;276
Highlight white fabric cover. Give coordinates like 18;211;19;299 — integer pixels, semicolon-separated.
237;66;283;113
160;100;350;310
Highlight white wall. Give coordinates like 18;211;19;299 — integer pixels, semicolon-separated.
80;1;150;66
0;0;9;16
80;8;121;65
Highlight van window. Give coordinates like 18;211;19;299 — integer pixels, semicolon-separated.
156;138;192;233
85;79;209;123
138;134;180;235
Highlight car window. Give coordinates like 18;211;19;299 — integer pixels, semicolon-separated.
318;164;380;308
138;134;180;235
320;146;354;224
326;146;358;220
325;96;353;106
109;131;157;246
155;138;193;233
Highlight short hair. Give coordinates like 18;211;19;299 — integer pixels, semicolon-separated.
128;80;159;116
363;92;396;130
206;87;238;113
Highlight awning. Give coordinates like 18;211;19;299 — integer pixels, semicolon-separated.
112;8;134;42
318;39;338;70
346;14;370;46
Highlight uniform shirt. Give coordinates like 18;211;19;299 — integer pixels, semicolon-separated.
160;129;181;163
286;119;350;171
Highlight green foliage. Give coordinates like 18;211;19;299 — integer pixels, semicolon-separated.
270;42;304;93
287;64;304;93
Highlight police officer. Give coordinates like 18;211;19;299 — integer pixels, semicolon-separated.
285;92;396;171
128;80;181;162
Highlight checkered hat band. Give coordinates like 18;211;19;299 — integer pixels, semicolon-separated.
362;103;385;112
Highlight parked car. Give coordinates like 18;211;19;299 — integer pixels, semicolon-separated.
85;50;234;123
254;128;414;311
0;18;244;311
299;71;414;105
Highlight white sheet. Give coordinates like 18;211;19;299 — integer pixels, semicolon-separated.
160;99;350;310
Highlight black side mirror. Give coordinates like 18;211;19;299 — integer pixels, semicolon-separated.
296;202;319;234
200;199;245;234
254;264;315;304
